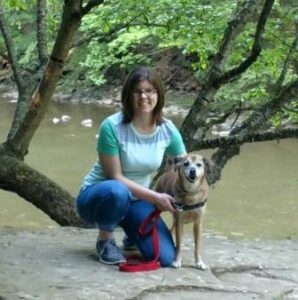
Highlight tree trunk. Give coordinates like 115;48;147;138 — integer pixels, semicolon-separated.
0;1;104;227
0;144;84;226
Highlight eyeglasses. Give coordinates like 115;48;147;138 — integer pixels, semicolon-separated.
133;89;156;97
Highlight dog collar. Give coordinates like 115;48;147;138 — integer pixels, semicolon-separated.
174;199;207;212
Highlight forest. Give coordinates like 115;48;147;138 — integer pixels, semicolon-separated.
0;0;297;226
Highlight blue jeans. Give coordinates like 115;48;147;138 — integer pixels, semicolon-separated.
76;180;175;267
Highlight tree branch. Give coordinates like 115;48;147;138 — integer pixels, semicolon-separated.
231;78;298;135
37;0;49;66
180;0;263;148
81;0;104;16
0;151;84;226
283;103;298;113
208;144;240;185
267;29;293;48
73;14;142;48
0;4;24;91
6;0;83;157
274;36;298;90
72;15;166;49
216;0;275;85
207;78;298;184
189;126;298;151
206;103;253;128
210;0;261;74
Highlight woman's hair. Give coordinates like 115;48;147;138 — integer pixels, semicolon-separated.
121;66;165;125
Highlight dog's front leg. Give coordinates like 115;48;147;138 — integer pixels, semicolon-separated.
194;216;207;270
172;213;183;268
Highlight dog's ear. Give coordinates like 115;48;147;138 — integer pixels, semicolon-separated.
174;156;184;165
173;156;185;171
165;157;175;172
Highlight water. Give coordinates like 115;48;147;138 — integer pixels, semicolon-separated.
0;90;297;239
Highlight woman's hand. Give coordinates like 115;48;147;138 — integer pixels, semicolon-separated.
100;154;177;212
153;192;176;212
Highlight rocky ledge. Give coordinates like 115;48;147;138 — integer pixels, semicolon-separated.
0;227;297;300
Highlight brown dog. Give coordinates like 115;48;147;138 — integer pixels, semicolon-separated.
155;153;209;269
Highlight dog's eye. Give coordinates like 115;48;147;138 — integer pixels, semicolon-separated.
196;163;202;167
183;161;190;167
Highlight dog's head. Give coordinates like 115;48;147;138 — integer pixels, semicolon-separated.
178;154;206;187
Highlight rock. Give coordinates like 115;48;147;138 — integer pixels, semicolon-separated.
61;115;71;122
52;117;60;124
0;227;297;299
80;119;93;128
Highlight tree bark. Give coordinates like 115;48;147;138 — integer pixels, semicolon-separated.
37;0;49;66
6;1;83;157
0;0;104;227
0;145;84;226
191;127;298;150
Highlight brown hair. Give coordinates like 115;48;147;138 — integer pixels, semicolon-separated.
121;66;165;125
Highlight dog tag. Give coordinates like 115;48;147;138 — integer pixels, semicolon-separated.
174;203;183;212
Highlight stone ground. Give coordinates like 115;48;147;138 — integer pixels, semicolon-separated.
0;227;297;300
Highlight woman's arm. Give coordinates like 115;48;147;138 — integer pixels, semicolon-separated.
99;154;176;212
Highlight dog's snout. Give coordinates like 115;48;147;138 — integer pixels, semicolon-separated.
189;168;196;177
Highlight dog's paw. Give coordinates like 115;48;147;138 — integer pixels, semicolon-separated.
172;259;182;268
195;259;207;270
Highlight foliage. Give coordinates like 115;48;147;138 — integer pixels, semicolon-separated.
77;0;236;86
213;1;297;124
0;0;297;125
80;28;151;86
0;0;62;68
78;0;296;126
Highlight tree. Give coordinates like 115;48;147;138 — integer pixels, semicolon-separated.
177;0;298;184
0;0;297;226
0;0;105;226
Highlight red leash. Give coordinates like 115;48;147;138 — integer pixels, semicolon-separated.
119;209;161;272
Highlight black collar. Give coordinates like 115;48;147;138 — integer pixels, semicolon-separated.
174;199;207;212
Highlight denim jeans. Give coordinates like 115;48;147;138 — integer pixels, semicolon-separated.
76;180;175;267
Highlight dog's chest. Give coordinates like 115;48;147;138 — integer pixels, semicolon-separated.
175;189;205;205
175;208;204;224
174;188;206;224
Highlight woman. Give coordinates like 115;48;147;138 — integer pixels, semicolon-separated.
76;66;186;267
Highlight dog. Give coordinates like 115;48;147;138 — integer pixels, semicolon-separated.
155;153;209;269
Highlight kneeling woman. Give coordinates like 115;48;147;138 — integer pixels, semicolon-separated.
76;66;186;266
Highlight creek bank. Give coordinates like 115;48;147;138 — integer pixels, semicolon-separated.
1;83;296;135
0;82;196;120
0;227;297;300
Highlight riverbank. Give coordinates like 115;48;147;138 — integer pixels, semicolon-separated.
1;227;297;299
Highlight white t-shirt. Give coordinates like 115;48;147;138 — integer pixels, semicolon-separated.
81;111;185;190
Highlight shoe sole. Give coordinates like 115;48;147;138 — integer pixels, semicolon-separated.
99;257;126;265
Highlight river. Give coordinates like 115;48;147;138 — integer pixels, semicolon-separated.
0;88;297;239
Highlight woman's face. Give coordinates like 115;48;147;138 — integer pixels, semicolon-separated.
132;80;158;117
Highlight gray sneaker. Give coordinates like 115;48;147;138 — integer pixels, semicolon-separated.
96;239;126;265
